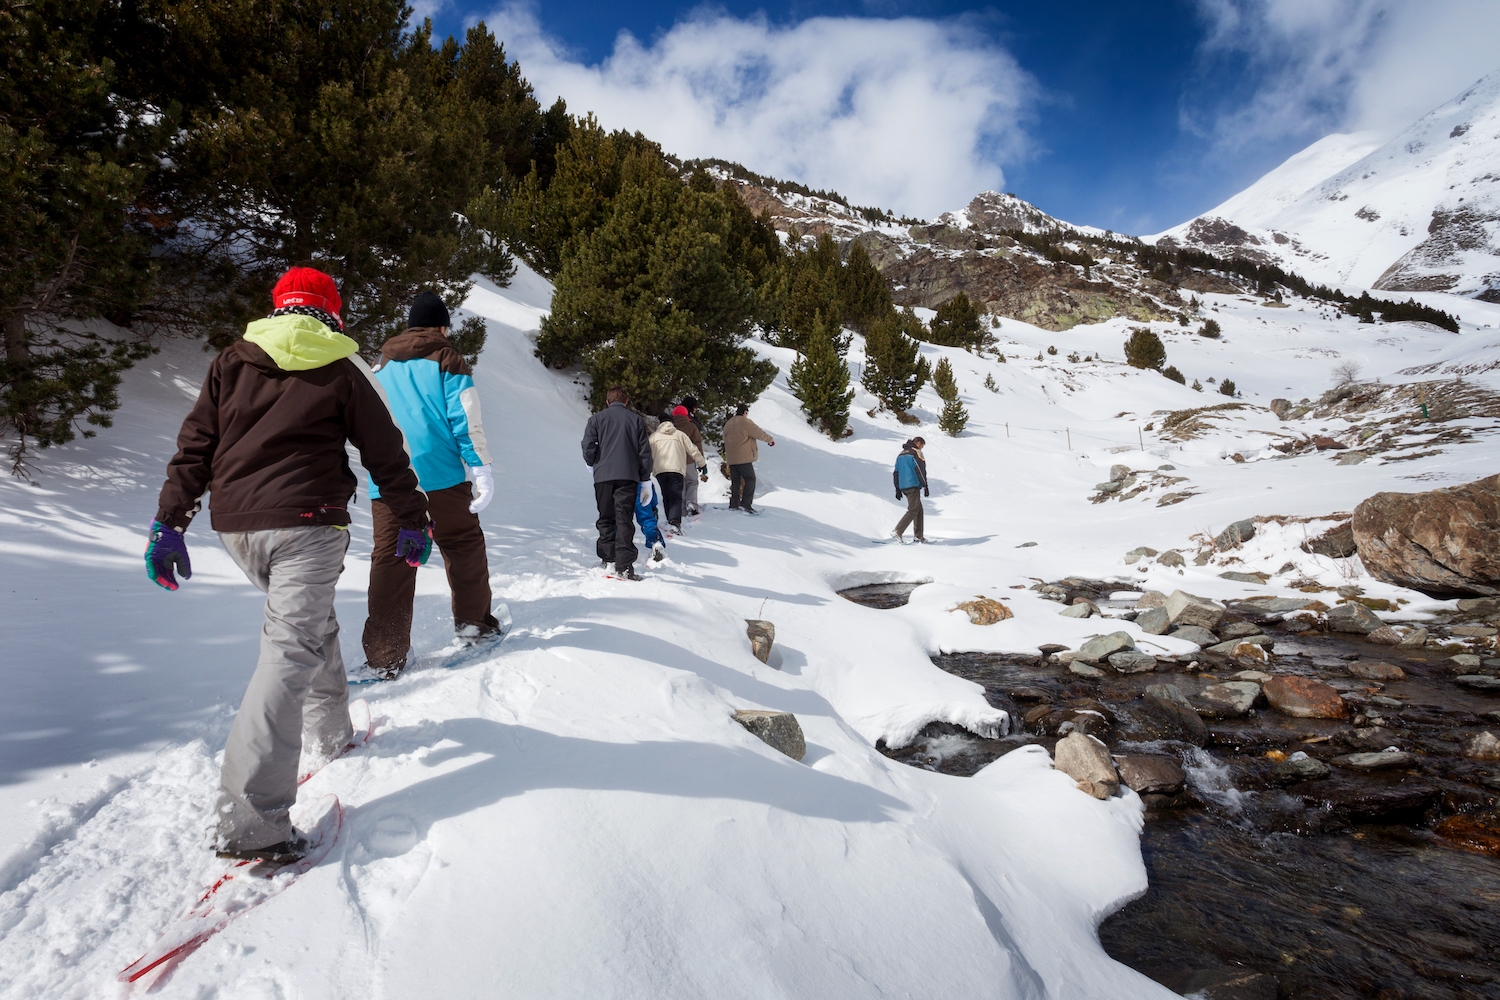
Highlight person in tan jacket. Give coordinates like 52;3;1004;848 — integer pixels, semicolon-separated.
649;418;705;529
721;403;774;514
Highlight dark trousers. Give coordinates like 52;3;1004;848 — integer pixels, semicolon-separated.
895;487;924;539
657;471;685;525
364;483;492;670
594;479;638;572
729;463;756;509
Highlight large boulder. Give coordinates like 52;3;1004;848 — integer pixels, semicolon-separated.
1195;681;1261;718
1135;607;1170;634
1164;590;1226;630
1053;732;1119;799
1077;631;1135;663
1351;474;1500;597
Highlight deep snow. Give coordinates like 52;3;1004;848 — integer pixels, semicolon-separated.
2;260;1498;998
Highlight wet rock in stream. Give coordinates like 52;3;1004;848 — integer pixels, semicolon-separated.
871;586;1500;1000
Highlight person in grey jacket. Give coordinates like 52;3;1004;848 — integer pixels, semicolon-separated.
581;386;653;580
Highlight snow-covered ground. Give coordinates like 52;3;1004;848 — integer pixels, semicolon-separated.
2;262;1498;998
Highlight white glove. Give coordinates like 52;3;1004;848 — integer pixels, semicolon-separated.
638;480;655;505
468;464;494;513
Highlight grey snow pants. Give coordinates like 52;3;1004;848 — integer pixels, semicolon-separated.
682;463;700;513
895;487;925;540
215;525;353;850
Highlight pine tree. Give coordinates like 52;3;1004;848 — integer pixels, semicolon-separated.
939;396;969;437
1124;328;1166;370
538;168;774;414
788;312;853;438
860;312;927;415
984;373;998;392
1;0;166;473
932;357;959;401
837;240;892;334
926;292;985;349
1163;365;1185;384
1219;378;1237;396
1199;318;1221;339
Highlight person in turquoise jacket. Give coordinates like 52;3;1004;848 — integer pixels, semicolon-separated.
891;437;929;543
362;292;499;677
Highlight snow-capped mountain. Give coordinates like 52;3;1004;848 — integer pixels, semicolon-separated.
1157;69;1500;301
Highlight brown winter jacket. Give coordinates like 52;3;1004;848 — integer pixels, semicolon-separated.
156;315;428;533
722;414;773;466
671;412;704;455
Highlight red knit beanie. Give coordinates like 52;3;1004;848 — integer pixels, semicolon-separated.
672;405;689;417
272;267;343;320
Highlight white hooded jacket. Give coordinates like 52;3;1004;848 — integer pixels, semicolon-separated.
649;420;705;476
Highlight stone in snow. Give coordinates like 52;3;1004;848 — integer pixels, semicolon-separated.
1135;590;1168;609
1114;755;1185;795
1215;518;1256;551
732;710;806;761
1348;660;1406;681
1134;607;1170;635
1156;550;1185;567
1263;675;1349;719
1219;571;1267;584
1164;590;1226;630
1052;732;1119;799
1059;602;1093;618
1326;602;1383;634
1076;631;1135;663
1195;681;1261;718
745;620;776;664
1123;546;1158;564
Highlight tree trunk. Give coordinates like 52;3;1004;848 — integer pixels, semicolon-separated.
4;310;27;364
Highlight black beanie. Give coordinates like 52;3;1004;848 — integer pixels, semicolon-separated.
408;291;450;329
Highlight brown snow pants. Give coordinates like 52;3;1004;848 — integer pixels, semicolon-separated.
363;482;492;671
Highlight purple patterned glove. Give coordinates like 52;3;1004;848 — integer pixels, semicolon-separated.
396;522;434;568
145;521;191;591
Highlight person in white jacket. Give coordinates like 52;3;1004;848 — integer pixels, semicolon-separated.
649;417;705;529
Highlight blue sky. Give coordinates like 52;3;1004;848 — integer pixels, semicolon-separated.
424;1;1499;233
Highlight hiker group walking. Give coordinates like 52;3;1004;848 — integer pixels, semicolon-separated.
146;265;939;867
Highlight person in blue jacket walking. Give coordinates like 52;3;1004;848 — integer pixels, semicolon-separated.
362;292;499;677
891;437;929;543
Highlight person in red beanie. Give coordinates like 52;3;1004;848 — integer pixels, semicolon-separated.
671;400;708;516
147;265;431;866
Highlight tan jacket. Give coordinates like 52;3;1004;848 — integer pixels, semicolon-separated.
649;421;705;476
722;414;772;465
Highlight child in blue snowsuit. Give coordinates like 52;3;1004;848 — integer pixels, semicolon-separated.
637;480;666;562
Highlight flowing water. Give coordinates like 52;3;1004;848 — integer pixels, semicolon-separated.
842;580;1500;998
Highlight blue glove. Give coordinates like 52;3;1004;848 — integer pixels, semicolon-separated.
145;521;191;591
396;522;434;568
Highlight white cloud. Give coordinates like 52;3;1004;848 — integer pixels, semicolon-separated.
482;4;1035;219
1191;0;1500;147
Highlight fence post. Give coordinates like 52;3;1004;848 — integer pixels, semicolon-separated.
1066;427;1071;450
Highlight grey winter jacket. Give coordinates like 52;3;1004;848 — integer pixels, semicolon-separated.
581;402;652;484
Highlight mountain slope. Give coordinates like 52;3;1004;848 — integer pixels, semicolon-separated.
1157;69;1500;300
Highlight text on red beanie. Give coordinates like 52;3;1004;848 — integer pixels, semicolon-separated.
272;267;343;320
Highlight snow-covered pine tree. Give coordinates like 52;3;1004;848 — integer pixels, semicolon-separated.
860;312;928;415
788;312;854;438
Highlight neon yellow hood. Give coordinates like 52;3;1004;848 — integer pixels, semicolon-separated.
243;314;359;371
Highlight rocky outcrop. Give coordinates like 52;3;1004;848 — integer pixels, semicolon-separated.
1351;474;1500;596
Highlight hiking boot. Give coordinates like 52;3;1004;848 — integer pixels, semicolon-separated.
890;530;905;544
616;567;642;581
456;613;503;643
216;834;309;865
915;536;931;544
742;506;759;515
369;647;414;680
652;542;666;562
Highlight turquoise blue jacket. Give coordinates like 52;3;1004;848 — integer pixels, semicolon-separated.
368;327;491;498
